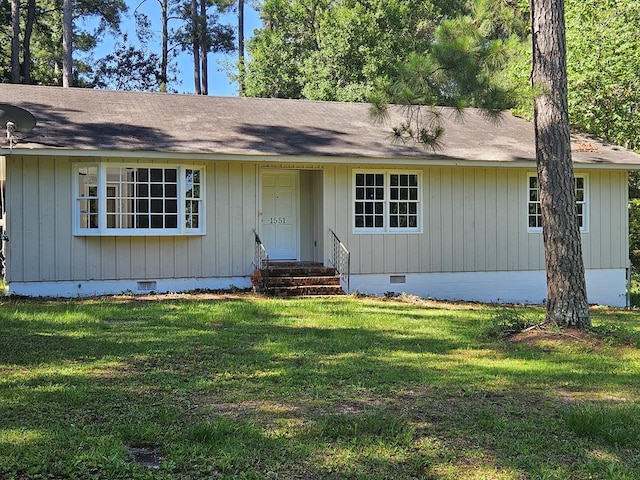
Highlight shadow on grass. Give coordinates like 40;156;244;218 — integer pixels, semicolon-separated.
0;297;466;366
3;389;637;479
0;296;639;479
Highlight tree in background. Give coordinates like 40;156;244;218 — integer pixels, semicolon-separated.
1;0;126;86
10;0;20;82
92;34;164;90
133;0;181;92
1;0;235;91
237;0;245;95
189;0;202;93
74;0;128;84
132;0;234;94
120;0;235;93
174;0;235;94
63;0;73;87
369;0;529;148
22;0;35;84
566;0;640;151
564;1;640;272
244;0;456;100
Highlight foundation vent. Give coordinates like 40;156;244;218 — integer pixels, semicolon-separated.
137;281;157;291
390;275;406;284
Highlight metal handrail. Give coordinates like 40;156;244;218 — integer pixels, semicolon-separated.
252;229;270;293
252;229;269;270
329;229;350;293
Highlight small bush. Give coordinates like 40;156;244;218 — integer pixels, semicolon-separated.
484;305;542;338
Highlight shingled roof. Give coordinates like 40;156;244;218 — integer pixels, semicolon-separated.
1;84;639;167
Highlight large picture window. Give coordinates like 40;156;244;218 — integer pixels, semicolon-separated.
527;174;587;232
75;164;204;235
354;170;420;233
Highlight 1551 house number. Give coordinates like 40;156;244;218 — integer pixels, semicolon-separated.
268;216;286;224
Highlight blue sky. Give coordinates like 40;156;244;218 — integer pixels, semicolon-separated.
86;2;262;96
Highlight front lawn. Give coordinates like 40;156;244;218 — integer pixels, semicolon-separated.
1;294;639;479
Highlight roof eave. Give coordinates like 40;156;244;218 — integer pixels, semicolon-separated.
2;146;639;170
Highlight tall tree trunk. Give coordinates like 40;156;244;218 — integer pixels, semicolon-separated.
62;0;73;87
191;0;201;94
531;0;591;328
199;0;208;95
22;0;36;84
160;0;168;92
11;0;20;83
238;0;245;95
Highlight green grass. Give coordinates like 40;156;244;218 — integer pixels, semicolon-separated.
565;403;640;447
1;294;639;479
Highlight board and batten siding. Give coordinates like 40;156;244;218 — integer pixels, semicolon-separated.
4;156;629;286
324;165;628;275
5;155;259;283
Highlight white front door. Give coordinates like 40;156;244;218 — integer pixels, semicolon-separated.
261;170;299;260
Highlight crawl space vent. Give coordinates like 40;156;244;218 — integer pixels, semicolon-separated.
137;281;157;291
390;275;406;284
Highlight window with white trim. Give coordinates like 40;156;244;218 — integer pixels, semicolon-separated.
354;171;420;233
75;164;204;235
527;174;587;232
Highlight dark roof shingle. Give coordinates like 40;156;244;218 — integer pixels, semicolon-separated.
1;84;639;167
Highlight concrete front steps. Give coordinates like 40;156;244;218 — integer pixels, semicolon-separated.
251;261;345;297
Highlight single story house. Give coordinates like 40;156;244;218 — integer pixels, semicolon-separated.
1;84;639;306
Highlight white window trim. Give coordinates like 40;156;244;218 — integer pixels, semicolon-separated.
353;169;422;234
73;163;206;236
527;173;589;234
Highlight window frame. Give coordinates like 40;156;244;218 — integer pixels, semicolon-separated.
73;163;205;236
352;169;422;234
527;173;588;233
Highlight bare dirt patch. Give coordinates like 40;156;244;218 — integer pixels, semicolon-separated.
109;290;255;303
363;292;490;310
508;323;599;348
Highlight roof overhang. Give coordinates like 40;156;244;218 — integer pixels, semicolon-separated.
2;146;639;171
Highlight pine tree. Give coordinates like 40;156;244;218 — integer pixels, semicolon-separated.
530;0;590;327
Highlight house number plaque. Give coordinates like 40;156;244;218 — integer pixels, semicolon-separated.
268;216;287;224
